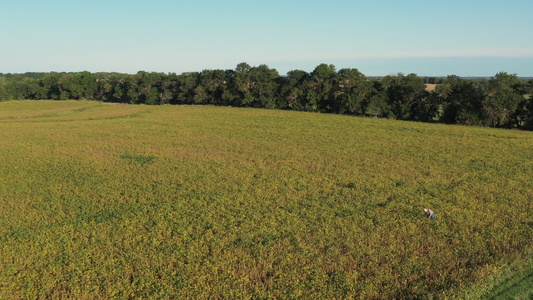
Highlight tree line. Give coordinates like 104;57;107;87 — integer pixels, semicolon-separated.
1;63;532;130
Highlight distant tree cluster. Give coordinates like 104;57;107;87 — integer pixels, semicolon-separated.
1;63;532;130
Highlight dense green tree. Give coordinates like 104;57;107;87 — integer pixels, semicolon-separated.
334;68;373;114
110;74;129;102
48;72;98;100
366;81;392;118
217;70;235;106
412;91;440;122
0;79;7;101
95;80;112;101
0;86;6;101
308;64;337;112
437;75;484;125
176;72;200;104
26;78;46;99
526;79;533;96
133;71;162;105
247;64;280;109
482;72;523;127
197;69;229;105
144;86;160;105
0;77;9;100
68;71;97;100
5;80;31;100
279;69;310;111
232;62;254;106
512;96;533;130
124;74;141;104
158;73;176;105
508;79;533;129
367;92;390;118
193;85;208;104
523;98;533;130
228;63;280;108
382;73;430;120
57;74;73;100
39;72;62;100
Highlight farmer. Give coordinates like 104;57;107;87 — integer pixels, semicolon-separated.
424;208;434;220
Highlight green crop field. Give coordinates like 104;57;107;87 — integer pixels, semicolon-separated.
0;100;531;299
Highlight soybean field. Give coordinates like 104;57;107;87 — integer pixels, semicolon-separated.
0;100;531;298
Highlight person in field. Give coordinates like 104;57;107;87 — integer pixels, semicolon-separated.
424;208;435;220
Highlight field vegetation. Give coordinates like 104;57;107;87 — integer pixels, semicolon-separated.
0;100;531;298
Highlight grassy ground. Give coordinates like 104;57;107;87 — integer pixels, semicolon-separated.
0;100;532;298
476;254;533;300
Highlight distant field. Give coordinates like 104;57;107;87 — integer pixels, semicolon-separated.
0;100;531;298
425;83;438;92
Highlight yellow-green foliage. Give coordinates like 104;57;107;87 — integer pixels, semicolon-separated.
0;100;531;298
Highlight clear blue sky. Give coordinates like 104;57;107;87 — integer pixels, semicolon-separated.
1;0;532;76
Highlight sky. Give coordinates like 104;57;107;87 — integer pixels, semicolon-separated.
1;0;532;76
